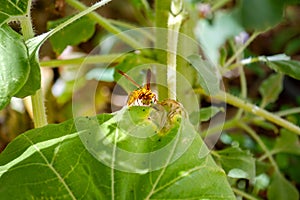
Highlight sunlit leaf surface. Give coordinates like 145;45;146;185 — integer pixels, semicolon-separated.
0;105;235;199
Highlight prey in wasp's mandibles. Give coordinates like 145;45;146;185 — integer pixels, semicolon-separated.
117;69;157;106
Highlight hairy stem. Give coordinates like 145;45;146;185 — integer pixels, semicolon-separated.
20;15;47;127
195;89;300;135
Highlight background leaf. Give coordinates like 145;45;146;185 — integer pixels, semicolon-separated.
0;106;235;199
236;0;285;31
214;146;256;180
259;73;283;108
0;24;30;109
188;54;220;95
189;106;224;125
0;0;29;26
267;60;300;80
267;171;299;200
195;11;243;63
48;16;97;54
273;129;300;155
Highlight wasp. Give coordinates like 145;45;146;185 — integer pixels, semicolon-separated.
117;69;157;106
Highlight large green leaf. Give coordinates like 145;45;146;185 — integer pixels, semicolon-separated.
0;0;29;26
0;105;235;199
259;73;283;108
48;16;96;54
267;60;300;80
0;24;30;109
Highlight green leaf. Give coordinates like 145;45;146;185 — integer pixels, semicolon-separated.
199;106;224;121
267;60;300;80
14;55;41;98
0;24;30;109
48;16;96;54
188;54;220;95
267;171;299;200
189;106;224;124
0;106;235;199
285;37;300;55
259;73;283;107
0;0;29;26
215;146;256;180
254;173;270;191
195;11;243;62
11;1;113;98
236;0;285;31
273;129;300;155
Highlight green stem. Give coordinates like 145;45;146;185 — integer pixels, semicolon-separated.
40;54;125;67
155;0;171;101
31;90;48;127
167;0;185;99
108;19;155;41
258;149;279;161
19;15;47;127
227;54;290;71
239;123;279;172
40;54;157;68
65;0;142;49
233;39;247;119
234;66;247;119
232;187;259;200
195;89;300;135
227;57;260;71
224;31;260;68
275;107;300;117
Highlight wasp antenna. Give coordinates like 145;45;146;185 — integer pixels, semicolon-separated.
117;69;141;88
146;69;151;90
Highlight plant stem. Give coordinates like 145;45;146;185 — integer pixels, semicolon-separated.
108;19;155;41
40;54;125;67
227;54;290;71
19;14;48;127
155;0;171;101
224;31;260;68
239;123;279;172
167;0;185;99
234;66;247;119
65;0;142;49
232;187;259;200
233;39;247;119
275;107;300;117
258;149;279;161
195;89;300;135
31;90;48;127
